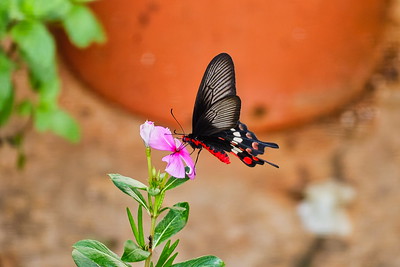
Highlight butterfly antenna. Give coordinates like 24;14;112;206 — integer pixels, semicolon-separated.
170;108;185;135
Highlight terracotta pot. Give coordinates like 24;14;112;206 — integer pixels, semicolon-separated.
57;0;388;131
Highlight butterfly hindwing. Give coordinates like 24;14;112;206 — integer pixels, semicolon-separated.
230;144;265;167
226;122;279;156
231;141;279;168
221;121;279;167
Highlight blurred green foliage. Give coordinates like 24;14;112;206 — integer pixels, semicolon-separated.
0;0;105;167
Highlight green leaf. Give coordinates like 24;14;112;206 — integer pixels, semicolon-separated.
109;174;148;190
51;110;80;142
33;105;55;131
154;191;165;215
109;174;149;211
7;0;25;21
72;239;131;267
163;177;189;192
155;240;179;267
164;253;178;267
63;4;105;48
33;107;80;142
0;51;15;126
121;240;150;262
37;77;60;105
72;249;101;267
127;206;146;248
137;206;145;249
10;21;57;85
19;0;72;21
171;256;225;267
153;202;189;248
0;0;10;38
33;77;80;142
167;206;186;212
126;208;140;247
16;100;33;116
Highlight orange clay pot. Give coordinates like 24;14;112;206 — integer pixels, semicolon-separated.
57;0;388;131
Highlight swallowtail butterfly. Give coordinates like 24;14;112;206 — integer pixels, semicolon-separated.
182;53;279;167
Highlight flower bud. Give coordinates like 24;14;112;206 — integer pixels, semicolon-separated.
139;121;154;147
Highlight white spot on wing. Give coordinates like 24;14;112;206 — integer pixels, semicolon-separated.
231;146;241;154
233;131;241;137
233;137;243;143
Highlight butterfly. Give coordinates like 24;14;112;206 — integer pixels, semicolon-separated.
182;53;279;168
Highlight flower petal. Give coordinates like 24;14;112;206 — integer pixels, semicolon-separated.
179;147;196;179
148;126;175;151
162;154;186;178
139;121;154;146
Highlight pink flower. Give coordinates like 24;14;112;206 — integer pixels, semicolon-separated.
140;122;196;179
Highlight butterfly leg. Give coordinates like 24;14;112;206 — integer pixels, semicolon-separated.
194;148;202;168
189;147;196;155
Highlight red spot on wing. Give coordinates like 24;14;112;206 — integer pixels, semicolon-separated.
202;144;230;164
229;144;265;167
243;156;253;165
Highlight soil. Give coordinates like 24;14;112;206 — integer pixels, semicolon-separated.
2;3;400;267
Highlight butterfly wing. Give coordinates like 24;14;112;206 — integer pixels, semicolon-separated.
194;95;241;136
187;53;279;168
228;122;279;156
223;121;279;167
231;145;279;168
192;53;238;136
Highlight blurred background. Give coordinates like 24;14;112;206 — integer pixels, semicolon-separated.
1;0;400;266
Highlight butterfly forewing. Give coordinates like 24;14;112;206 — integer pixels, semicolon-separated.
192;53;237;134
195;95;241;136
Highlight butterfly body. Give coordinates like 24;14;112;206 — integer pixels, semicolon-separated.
183;134;231;164
182;53;279;168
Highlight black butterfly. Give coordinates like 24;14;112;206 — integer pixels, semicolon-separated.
182;53;279;168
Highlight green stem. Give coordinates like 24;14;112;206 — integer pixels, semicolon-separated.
144;195;160;267
144;252;151;267
145;147;152;183
150;214;157;239
144;146;153;267
143;146;166;267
